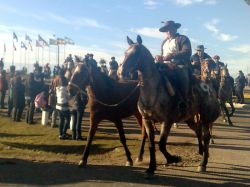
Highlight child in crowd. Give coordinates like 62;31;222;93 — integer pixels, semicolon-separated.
56;70;70;139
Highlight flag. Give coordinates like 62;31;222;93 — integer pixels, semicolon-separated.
57;38;65;45
21;41;27;50
13;32;18;42
29;41;33;51
3;43;6;53
64;37;75;45
38;34;49;47
13;42;16;51
49;38;57;45
25;34;32;42
36;40;43;48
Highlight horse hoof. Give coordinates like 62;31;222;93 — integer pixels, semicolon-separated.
135;157;143;163
125;161;133;167
198;150;203;155
197;166;206;172
211;139;215;144
167;155;181;164
223;119;227;123
78;160;87;168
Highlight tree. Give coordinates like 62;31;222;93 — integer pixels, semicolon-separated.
245;0;250;5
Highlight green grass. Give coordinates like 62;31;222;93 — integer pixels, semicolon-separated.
0;116;141;165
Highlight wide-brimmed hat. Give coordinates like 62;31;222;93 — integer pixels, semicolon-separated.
196;45;206;51
159;20;181;32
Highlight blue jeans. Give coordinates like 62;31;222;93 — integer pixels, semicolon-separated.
71;109;84;139
57;110;70;137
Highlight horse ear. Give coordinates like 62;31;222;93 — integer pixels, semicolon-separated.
137;35;142;45
127;36;134;46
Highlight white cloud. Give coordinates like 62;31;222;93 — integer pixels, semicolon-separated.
204;19;238;42
172;0;217;6
47;12;109;30
130;27;164;39
144;0;158;9
230;45;250;54
0;4;44;21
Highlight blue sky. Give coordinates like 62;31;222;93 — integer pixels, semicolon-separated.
0;0;249;77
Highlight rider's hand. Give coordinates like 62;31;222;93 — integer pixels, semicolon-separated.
163;53;174;61
155;55;163;62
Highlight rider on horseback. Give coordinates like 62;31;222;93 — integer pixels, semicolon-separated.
191;45;213;76
155;20;192;113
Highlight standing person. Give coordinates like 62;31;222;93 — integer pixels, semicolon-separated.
155;20;192;113
71;91;88;140
235;70;247;104
56;70;70;139
99;59;109;75
108;57;119;80
7;66;15;116
0;70;8;109
213;55;225;79
191;45;212;76
0;58;4;71
88;53;97;67
12;75;25;122
25;73;39;124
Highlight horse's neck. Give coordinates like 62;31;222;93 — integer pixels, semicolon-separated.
89;69;113;98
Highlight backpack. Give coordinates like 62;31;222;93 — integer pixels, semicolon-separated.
34;92;47;108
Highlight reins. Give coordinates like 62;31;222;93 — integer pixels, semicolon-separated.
89;82;140;107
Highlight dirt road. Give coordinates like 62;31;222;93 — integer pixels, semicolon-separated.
0;105;250;187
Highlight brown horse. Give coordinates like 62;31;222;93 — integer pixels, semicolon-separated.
200;59;221;144
218;65;235;126
120;35;220;176
68;61;148;167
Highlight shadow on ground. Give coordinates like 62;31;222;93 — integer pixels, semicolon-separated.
0;158;248;186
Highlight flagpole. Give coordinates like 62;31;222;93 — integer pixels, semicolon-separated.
20;47;22;69
24;49;27;69
42;47;44;66
57;44;60;66
64;44;66;61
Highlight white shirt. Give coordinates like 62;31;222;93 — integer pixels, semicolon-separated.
56;86;69;111
162;38;177;57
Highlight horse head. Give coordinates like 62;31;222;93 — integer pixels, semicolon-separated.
201;58;213;81
68;62;90;97
120;35;153;80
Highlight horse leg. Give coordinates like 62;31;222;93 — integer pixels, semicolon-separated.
158;122;181;165
210;124;214;144
79;116;100;167
134;111;146;163
219;101;227;123
197;123;211;172
186;117;203;155
222;102;233;126
143;118;156;175
228;100;235;117
114;119;133;167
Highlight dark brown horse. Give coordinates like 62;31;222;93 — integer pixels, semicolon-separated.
218;65;235;126
120;36;220;176
68;61;148;167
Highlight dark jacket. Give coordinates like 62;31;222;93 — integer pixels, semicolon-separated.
109;60;118;71
72;92;88;111
235;75;247;89
0;76;8;92
13;79;25;107
25;79;40;100
191;52;212;71
161;33;192;66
